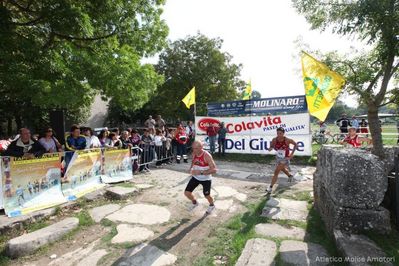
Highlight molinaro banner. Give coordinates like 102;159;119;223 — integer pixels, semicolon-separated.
195;113;312;156
207;95;307;116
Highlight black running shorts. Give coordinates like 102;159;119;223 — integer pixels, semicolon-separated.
185;176;212;196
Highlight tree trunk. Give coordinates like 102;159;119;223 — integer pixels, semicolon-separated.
368;103;384;158
15;115;22;130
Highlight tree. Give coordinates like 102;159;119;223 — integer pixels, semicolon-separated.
293;0;399;157
0;0;168;132
130;33;245;122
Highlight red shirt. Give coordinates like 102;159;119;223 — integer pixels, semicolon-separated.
175;130;188;144
206;126;218;137
274;137;290;158
344;135;361;147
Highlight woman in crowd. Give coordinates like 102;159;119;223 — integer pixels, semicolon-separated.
98;130;109;147
129;129;141;173
82;127;101;149
154;129;166;166
105;133;122;148
39;127;63;153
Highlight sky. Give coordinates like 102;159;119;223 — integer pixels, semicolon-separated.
157;0;363;106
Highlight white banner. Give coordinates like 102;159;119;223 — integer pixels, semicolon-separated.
195;113;311;156
196;135;312;156
196;113;310;136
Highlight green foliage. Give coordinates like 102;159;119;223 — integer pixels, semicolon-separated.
108;33;245;124
293;0;399;157
0;0;168;133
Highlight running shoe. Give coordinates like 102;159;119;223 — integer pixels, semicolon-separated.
266;187;272;194
288;175;293;183
206;205;215;214
189;201;199;211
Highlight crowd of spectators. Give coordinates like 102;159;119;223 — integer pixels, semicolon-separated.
0;116;197;169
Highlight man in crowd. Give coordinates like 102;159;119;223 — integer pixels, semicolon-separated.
4;128;46;158
206;123;218;154
155;115;166;131
186;120;196;148
218;122;227;156
335;113;351;134
184;140;217;214
267;127;297;194
65;125;86;151
144;115;156;129
340;126;372;147
175;125;189;163
351;115;359;132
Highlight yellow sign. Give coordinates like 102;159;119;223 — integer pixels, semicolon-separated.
301;52;346;121
243;80;252;100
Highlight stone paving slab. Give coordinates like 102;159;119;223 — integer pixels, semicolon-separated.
76;249;107;266
261;198;309;222
105;186;139;200
255;223;306;240
279;240;329;266
111;224;154;244
106;204;171;225
213;186;239;198
334;230;394;266
83;189;106;202
6;217;79;258
135;184;154;189
89;204;121;223
49;240;100;266
113;243;177;266
235;238;277;266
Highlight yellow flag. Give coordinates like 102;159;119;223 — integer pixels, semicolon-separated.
182;87;196;109
243;80;252;100
301;52;346;121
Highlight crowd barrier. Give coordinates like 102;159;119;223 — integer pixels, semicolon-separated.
0;145;178;218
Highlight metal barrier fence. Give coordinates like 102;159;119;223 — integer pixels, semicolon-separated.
133;141;177;171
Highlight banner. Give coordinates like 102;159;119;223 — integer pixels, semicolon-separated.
0;160;2;210
62;149;104;201
207;95;307;116
195;113;311;156
101;149;133;184
2;154;66;217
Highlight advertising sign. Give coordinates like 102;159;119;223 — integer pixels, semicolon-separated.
207;95;307;116
2;154;66;217
101;149;133;184
62;149;104;200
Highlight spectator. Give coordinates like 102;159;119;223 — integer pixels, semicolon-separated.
186;121;195;148
98;130;109;147
206;123;218;154
218;122;227;156
175;125;188;163
154;129;166;166
351;116;359;132
105;133;122;148
144;115;156;129
4;128;46;158
148;128;155;138
82;127;101;149
65;125;86;151
120;130;131;149
335;114;351;134
319;121;327;134
360;119;369;134
164;128;173;164
155;115;166;131
39;127;62;153
340;127;371;147
140;129;155;171
129;129;141;147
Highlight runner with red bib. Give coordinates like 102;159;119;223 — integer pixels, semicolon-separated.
340;127;371;147
266;127;297;194
184;140;217;214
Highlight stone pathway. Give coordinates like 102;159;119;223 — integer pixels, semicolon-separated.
279;240;329;266
114;243;177;266
111;225;154;244
261;197;309;222
106;204;171;225
255;223;306;240
6;217;79;258
89;204;121;223
49;240;105;266
235;238;277;266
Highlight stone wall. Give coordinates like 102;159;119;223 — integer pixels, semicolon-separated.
314;145;391;234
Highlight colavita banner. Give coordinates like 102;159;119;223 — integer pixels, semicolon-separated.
195;113;311;156
62;149;104;200
1;154;66;217
101;149;133;184
207;95;307;116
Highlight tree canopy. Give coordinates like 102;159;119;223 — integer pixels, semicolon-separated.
0;0;168;134
293;0;399;157
108;33;245;124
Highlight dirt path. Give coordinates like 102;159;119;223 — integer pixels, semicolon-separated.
9;161;313;266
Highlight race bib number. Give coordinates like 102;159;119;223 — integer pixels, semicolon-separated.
276;150;286;159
